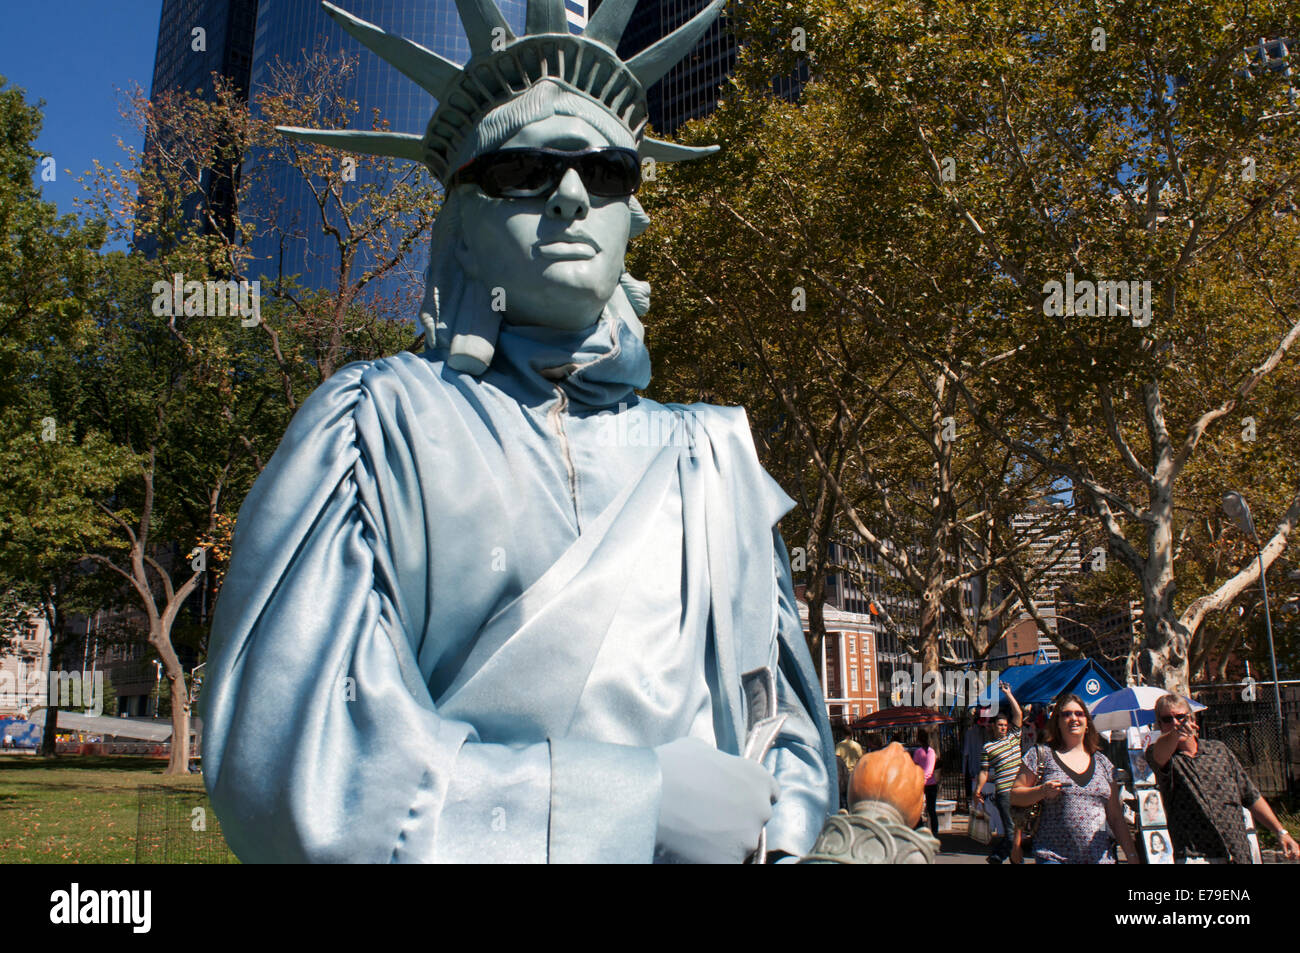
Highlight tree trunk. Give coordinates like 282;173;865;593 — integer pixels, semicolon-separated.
40;697;59;756
919;575;944;681
151;619;191;775
38;586;61;756
806;598;826;681
165;670;191;775
1140;569;1192;694
1139;483;1191;693
804;533;830;681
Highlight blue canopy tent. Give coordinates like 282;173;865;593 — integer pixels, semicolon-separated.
0;718;42;749
976;659;1121;709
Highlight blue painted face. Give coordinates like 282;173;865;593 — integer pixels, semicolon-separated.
454;114;632;332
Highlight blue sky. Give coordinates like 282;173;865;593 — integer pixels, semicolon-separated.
1;0;162;219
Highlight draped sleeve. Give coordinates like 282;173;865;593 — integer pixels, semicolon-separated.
762;529;838;857
200;360;661;863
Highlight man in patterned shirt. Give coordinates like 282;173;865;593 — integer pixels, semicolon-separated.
975;682;1023;864
1146;694;1298;863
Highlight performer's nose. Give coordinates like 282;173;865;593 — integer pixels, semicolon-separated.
546;168;589;221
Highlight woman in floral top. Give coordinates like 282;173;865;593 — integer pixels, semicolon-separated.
1011;693;1139;864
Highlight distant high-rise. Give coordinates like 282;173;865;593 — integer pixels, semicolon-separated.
819;538;977;710
150;0;260;101
617;0;735;136
1057;598;1142;685
145;0;261;247
1007;504;1085;664
241;0;534;299
565;0;589;31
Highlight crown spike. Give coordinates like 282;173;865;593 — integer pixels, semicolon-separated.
525;0;567;36
640;138;720;162
290;5;725;186
276;126;427;162
321;2;460;98
583;0;637;49
627;0;725;89
455;0;516;56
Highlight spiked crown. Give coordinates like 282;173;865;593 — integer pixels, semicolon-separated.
279;0;726;184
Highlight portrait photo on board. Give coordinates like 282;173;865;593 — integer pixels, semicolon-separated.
1128;749;1155;786
1139;790;1167;827
1144;829;1174;864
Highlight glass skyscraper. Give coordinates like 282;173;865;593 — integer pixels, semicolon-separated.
616;0;735;136
151;0;259;99
612;0;806;137
146;0;260;248
243;0;537;300
148;0;601;303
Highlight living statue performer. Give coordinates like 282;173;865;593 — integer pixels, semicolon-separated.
201;0;836;863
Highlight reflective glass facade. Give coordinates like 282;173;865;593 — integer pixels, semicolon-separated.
244;0;532;298
151;0;259;100
613;0;807;137
616;0;735;136
147;0;260;247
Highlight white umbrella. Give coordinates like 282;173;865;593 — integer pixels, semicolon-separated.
1088;686;1206;734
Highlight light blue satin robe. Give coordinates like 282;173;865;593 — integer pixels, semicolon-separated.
201;312;835;863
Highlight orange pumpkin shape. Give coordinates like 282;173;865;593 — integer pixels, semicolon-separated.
847;742;925;826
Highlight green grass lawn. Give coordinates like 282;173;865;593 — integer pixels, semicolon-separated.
0;755;236;864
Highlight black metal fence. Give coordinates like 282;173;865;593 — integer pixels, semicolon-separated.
935;723;970;808
135;784;239;864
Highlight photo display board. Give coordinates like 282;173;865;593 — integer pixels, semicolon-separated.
1125;727;1260;864
1126;727;1171;863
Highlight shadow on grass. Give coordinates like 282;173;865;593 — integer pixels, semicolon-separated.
0;756;177;774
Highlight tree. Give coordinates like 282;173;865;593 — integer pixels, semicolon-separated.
640;0;1300;692
0;77;140;749
856;0;1300;693
249;45;439;384
64;243;284;773
634;2;1088;676
42;48;441;772
85;49;438;403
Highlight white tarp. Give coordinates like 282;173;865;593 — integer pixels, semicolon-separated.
54;711;174;742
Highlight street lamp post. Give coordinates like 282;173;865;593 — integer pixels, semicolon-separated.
151;659;162;719
1222;492;1285;736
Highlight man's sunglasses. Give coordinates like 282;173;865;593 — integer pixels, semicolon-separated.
1159;713;1191;724
449;147;641;199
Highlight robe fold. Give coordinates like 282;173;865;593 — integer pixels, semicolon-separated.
202;311;836;863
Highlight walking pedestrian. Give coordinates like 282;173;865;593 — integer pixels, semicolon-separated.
974;682;1023;864
912;728;940;837
1011;692;1138;864
1145;694;1299;863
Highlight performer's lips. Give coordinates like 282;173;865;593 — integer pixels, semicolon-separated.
536;235;600;260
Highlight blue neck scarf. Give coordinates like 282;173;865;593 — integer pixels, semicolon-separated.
429;312;652;411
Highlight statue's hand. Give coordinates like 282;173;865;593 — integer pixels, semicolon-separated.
654;737;779;864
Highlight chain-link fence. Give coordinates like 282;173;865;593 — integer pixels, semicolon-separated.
135;784;239;864
1194;695;1297;799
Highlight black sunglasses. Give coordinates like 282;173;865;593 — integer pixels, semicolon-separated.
449;147;641;199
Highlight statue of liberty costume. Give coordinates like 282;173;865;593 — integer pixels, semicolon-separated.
201;0;836;863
